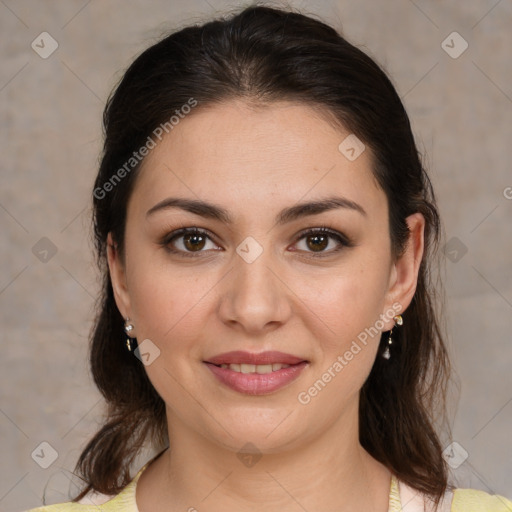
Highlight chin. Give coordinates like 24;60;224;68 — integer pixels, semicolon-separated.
202;411;307;455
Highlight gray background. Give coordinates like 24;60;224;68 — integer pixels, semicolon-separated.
1;0;511;510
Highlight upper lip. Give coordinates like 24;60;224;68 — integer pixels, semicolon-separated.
205;351;307;366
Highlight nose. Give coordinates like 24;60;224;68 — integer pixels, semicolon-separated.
218;244;292;335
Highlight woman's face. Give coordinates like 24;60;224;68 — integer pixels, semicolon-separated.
108;100;423;454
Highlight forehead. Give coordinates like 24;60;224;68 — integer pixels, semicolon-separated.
130;100;385;221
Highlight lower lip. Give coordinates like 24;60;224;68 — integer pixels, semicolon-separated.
204;362;308;395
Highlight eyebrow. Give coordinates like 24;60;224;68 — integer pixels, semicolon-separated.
146;195;367;224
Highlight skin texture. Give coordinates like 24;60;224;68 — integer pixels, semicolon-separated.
107;100;425;512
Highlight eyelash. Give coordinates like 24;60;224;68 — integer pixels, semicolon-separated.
160;225;353;259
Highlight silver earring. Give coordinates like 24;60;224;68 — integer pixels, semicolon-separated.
124;318;137;352
382;315;403;360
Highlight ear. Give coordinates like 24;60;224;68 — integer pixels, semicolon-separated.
384;213;425;325
106;232;131;320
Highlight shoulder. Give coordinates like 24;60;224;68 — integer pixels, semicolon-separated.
24;482;137;512
24;459;151;512
393;477;511;512
23;493;134;512
23;495;123;512
24;505;100;512
451;487;512;511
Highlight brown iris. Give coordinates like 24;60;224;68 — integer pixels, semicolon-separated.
306;233;329;252
183;233;207;251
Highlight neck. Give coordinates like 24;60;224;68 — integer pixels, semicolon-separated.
137;401;391;512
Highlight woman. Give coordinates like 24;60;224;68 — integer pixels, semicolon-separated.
27;4;512;512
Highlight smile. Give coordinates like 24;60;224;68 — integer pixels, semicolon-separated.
204;360;308;395
216;363;290;373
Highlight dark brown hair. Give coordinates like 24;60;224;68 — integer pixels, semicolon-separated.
74;3;453;507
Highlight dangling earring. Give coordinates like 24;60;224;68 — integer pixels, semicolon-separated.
124;318;138;352
382;314;403;360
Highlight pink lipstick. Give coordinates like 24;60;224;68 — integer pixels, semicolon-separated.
203;350;308;395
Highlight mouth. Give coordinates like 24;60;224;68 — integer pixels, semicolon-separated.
208;362;294;374
204;350;308;366
203;351;309;395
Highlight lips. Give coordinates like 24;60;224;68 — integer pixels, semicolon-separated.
203;351;308;395
205;350;307;366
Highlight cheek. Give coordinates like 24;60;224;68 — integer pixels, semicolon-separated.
125;239;206;333
125;257;209;409
298;259;390;347
296;272;389;409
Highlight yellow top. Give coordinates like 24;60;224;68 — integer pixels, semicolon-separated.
25;464;512;512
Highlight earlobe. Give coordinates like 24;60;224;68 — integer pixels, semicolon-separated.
385;213;425;323
106;232;131;319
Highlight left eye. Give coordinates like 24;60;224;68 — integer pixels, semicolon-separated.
293;228;348;255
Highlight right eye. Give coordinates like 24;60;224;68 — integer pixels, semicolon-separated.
161;227;222;257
